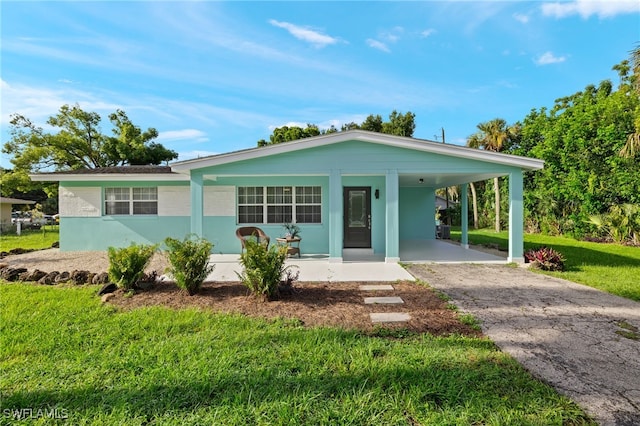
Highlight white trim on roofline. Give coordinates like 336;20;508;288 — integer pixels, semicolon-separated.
29;173;190;182
170;130;544;172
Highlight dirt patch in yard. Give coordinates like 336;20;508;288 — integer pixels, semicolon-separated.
109;280;481;337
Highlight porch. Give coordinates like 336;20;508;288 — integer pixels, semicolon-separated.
202;240;507;282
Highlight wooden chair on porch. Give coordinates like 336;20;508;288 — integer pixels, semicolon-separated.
235;226;270;252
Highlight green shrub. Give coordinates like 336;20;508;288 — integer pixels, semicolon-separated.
107;243;157;290
588;203;640;245
164;235;214;296
237;239;290;301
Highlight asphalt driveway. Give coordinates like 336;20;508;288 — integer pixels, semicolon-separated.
406;263;640;426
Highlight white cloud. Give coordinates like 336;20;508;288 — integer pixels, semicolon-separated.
0;79;120;126
420;28;437;38
541;0;640;19
513;12;530;23
379;26;404;43
157;129;209;143
535;51;567;65
269;19;339;48
366;39;390;53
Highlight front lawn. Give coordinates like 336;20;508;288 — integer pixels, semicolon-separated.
0;226;59;252
451;229;640;301
0;283;592;425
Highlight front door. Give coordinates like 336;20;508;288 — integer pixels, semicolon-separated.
343;187;371;248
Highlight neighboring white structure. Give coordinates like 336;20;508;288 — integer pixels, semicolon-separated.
0;196;35;225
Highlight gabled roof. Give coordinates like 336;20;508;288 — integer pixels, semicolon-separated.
171;130;544;172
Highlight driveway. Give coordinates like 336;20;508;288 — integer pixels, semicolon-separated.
406;263;640;426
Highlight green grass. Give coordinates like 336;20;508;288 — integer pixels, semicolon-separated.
451;228;640;301
0;283;593;425
0;226;59;252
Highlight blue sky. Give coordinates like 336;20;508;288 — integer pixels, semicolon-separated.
1;1;639;167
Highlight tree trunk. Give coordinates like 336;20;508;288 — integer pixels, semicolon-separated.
470;182;479;229
494;177;501;232
445;187;450;225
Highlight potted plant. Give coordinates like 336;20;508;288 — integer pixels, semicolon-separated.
283;222;300;240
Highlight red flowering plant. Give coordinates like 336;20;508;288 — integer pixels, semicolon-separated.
524;246;566;271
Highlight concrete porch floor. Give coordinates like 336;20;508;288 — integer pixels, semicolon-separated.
400;239;507;264
206;240;506;282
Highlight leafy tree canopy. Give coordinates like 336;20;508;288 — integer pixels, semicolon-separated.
507;59;640;237
3;104;178;173
257;110;415;146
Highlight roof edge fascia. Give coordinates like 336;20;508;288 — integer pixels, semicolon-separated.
29;173;190;182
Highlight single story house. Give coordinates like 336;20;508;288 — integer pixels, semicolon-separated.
32;130;544;263
0;196;35;224
435;195;457;212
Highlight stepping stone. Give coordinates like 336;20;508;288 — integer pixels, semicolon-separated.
370;313;411;323
359;284;394;291
364;296;404;304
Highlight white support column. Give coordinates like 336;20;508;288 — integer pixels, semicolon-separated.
328;169;343;262
190;171;203;237
508;170;525;263
461;183;469;249
385;169;399;263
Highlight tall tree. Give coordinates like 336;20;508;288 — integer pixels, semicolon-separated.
468;181;479;230
513;65;639;237
105;110;178;165
382;110;416;137
467;118;518;232
257;110;416;146
3;104;178;173
257;124;322;147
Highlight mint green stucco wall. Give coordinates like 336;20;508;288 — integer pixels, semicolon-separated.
59;181;190;251
203;176;330;254
399;187;435;240
61;216;190;251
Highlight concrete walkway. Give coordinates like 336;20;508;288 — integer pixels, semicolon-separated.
406;263;640;426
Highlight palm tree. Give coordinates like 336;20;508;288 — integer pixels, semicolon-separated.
631;43;640;94
619;44;640;158
467;118;518;232
620;115;640;159
435;185;460;226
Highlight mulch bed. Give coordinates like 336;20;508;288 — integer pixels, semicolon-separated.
109;280;482;337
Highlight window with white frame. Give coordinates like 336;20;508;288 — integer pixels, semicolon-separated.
237;186;321;224
295;186;321;223
105;187;158;215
